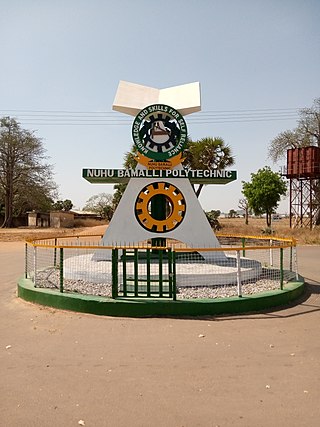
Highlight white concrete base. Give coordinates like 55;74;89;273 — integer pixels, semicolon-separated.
63;254;262;287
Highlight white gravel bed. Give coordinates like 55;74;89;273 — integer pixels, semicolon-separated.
34;268;282;299
177;279;280;299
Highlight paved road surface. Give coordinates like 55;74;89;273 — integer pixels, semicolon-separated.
1;242;319;427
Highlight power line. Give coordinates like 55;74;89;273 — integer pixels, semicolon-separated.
0;107;301;126
0;107;301;113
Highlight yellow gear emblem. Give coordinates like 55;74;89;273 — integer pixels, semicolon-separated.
135;182;186;232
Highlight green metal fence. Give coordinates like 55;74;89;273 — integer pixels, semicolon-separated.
111;248;176;299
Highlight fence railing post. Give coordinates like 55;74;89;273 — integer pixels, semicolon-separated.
241;238;246;257
122;249;127;297
146;249;151;297
269;239;273;266
294;246;299;280
25;243;28;279
168;249;173;298
112;248;118;299
134;249;139;297
236;250;242;297
54;238;57;267
289;245;293;272
280;247;284;290
33;246;37;286
59;248;64;293
159;249;163;297
172;250;177;301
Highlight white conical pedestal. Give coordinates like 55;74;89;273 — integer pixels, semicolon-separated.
93;173;226;262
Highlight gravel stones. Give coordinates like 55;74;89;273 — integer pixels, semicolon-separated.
35;268;280;299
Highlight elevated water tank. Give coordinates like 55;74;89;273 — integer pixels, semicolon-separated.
286;147;320;178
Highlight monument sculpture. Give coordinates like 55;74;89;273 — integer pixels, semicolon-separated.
83;81;237;260
18;81;302;316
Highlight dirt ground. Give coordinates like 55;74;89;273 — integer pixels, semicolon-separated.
1;230;320;427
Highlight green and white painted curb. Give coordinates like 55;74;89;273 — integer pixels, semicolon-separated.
18;277;305;318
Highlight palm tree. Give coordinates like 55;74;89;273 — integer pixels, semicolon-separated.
116;137;235;201
183;137;235;197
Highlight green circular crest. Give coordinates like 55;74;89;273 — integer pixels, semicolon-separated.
132;104;187;161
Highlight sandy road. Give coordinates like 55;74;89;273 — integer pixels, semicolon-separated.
0;242;320;427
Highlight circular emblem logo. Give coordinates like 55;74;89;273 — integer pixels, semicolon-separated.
132;104;187;161
135;182;186;233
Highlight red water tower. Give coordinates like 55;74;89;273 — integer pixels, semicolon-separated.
285;147;320;228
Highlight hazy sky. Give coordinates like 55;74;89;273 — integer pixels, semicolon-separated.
1;0;319;213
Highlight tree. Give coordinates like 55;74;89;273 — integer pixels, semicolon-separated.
205;209;221;230
228;209;238;218
123;145;138;169
52;200;64;211
238;198;250;225
111;146;138;209
13;183;54;216
83;193;114;219
0;117;57;227
268;97;320;163
52;199;73;211
62;199;73;211
183;137;235;197
112;183;127;210
103;204;114;221
242;167;287;227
